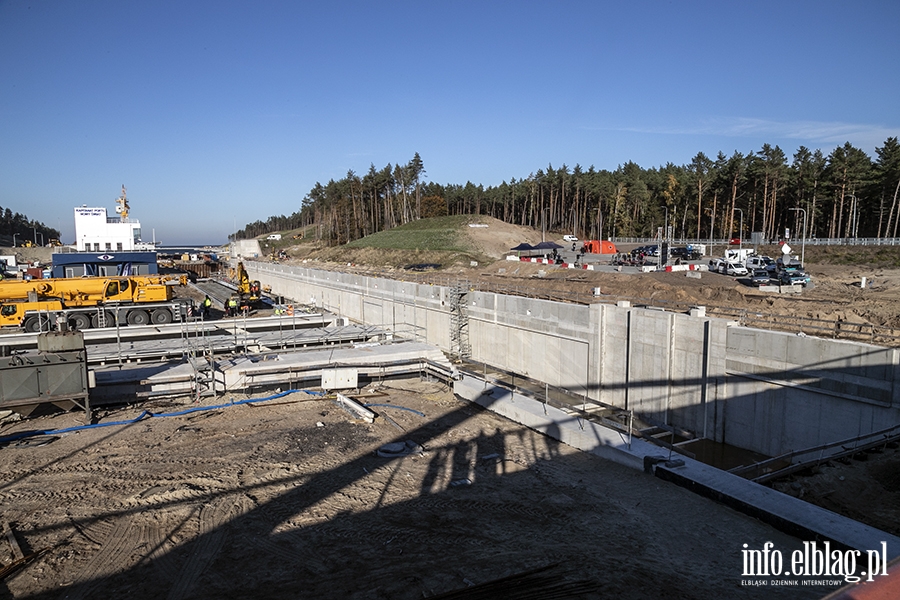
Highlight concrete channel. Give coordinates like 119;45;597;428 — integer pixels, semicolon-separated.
245;259;900;562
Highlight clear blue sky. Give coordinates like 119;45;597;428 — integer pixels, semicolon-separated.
2;0;898;246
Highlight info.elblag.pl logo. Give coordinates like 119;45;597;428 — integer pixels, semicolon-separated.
742;541;889;585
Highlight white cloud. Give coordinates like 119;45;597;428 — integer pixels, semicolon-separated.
612;117;899;151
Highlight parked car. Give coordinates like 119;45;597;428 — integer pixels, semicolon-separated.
720;261;749;277
563;234;578;242
709;257;725;272
779;270;810;286
631;245;659;258
746;256;776;273
749;269;772;286
671;247;701;261
729;238;742;245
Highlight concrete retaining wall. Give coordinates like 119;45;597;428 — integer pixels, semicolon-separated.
231;239;262;259
455;374;900;560
247;262;900;459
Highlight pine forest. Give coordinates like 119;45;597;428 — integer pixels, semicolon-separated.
235;139;900;246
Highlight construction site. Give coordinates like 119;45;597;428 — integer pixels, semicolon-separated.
1;223;899;598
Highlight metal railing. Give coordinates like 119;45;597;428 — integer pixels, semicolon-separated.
612;237;900;247
728;423;900;483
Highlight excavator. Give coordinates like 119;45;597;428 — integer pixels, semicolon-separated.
227;262;262;314
0;274;191;331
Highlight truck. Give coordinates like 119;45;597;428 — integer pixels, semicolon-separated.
724;248;755;263
0;274;193;332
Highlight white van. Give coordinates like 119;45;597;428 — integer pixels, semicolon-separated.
563;235;578;242
266;234;282;241
720;261;749;277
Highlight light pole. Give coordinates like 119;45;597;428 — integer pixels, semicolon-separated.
664;206;669;242
13;233;19;247
733;208;743;253
35;232;43;247
789;207;807;267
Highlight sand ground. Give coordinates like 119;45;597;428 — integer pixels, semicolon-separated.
1;380;835;599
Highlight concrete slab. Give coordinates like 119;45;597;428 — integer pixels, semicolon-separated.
219;341;455;391
92;341;457;399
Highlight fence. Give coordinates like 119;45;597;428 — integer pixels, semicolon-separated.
611;237;900;247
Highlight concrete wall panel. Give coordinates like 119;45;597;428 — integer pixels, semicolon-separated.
246;262;900;460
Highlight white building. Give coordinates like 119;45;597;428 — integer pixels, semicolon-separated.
74;206;154;252
74;186;156;252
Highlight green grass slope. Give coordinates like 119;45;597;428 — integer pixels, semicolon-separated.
346;215;475;252
307;215;496;269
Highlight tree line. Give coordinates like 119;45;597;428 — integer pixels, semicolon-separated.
233;139;900;245
0;206;60;247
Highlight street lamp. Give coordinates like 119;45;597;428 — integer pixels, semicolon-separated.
35;232;43;247
13;233;19;247
663;206;668;242
789;207;807;267
733;208;743;253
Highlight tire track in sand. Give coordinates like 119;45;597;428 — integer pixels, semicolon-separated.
165;493;255;600
58;518;149;600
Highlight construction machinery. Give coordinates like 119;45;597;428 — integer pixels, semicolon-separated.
0;274;193;332
229;262;262;313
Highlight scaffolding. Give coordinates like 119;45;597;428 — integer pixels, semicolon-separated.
448;281;471;360
181;316;219;401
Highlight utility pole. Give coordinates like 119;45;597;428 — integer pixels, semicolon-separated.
789;207;807;267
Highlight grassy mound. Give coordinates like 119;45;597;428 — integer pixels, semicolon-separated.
346;215;478;252
304;215;495;269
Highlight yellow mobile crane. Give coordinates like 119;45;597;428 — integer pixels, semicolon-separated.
0;274;192;332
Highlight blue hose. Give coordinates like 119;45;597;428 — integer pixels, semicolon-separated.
0;389;325;446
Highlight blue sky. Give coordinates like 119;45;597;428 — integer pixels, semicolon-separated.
1;1;898;245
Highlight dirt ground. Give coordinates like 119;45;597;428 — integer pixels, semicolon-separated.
1;380;834;599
